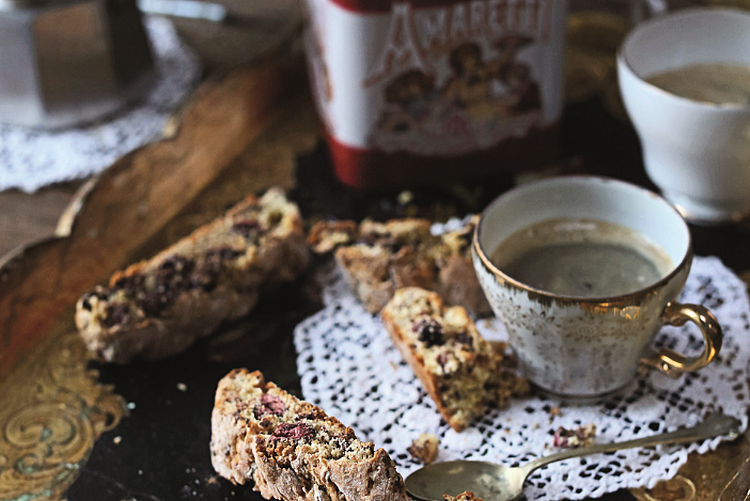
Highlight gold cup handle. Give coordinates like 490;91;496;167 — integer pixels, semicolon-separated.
640;301;723;379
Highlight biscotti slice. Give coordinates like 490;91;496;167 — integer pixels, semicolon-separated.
381;287;504;432
75;188;309;364
332;219;438;313
308;217;490;315
210;369;410;501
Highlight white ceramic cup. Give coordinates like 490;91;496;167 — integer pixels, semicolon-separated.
472;176;722;398
618;8;750;224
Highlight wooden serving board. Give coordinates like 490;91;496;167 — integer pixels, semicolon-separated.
0;45;748;501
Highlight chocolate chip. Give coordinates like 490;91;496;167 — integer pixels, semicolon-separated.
331;436;351;452
104;303;132;328
101;248;242;322
254;394;286;419
456;332;473;348
131;255;198;316
198;247;241;291
384;239;404;254
413;318;444;347
156;255;194;281
141;289;173;317
271;422;313;441
232;220;264;240
218;248;242;261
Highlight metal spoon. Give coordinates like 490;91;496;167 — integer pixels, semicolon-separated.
406;413;741;501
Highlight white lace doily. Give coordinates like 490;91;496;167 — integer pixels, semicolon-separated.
0;16;200;193
294;239;750;500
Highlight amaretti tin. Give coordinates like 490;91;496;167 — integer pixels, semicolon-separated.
303;0;568;188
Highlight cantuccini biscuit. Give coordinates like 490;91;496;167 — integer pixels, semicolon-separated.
308;217;491;315
210;369;410;501
381;287;526;432
75;189;309;364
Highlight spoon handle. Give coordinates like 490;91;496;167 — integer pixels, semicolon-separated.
521;413;740;477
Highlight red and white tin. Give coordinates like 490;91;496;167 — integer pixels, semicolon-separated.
303;0;569;189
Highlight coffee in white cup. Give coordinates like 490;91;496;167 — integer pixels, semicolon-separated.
618;8;750;224
473;176;722;398
490;218;674;298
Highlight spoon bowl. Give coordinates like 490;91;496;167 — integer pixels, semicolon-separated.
407;460;527;501
405;414;741;501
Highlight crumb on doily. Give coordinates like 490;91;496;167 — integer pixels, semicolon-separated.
548;405;562;423
553;424;596;449
408;433;440;464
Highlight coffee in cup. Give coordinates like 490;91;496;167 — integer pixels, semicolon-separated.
618;8;750;224
473;176;722;398
489;218;674;298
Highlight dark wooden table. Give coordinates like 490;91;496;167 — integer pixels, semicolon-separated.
1;2;748;501
56;94;749;501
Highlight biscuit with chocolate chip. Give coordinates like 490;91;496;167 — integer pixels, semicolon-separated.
75;189;309;363
308;217;490;315
381;287;525;431
210;369;410;501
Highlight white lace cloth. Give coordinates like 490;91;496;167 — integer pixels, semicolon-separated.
0;16;200;193
294;225;750;500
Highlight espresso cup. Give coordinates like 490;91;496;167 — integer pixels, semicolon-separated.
472;176;723;398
